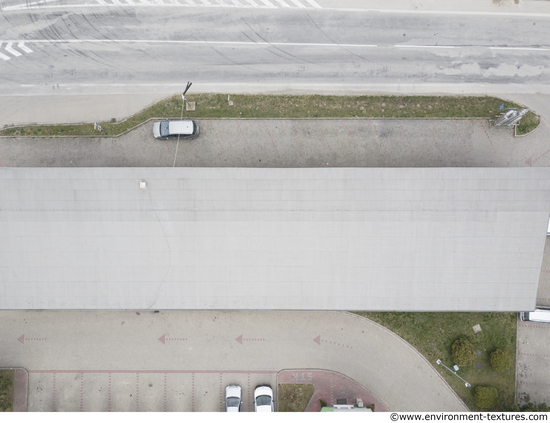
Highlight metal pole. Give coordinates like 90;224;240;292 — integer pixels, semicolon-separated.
436;359;471;387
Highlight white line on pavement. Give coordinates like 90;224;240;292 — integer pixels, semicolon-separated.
17;42;33;53
288;0;305;8
490;46;550;51
272;0;289;7
302;0;320;8
5;42;22;56
395;44;455;49
3;39;549;53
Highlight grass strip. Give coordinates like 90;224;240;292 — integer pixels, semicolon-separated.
278;383;315;412
355;312;516;412
0;94;538;137
0;369;14;412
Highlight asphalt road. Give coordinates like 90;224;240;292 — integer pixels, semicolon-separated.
1;0;550;100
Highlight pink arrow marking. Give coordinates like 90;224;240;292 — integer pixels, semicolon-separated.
525;157;533;167
158;334;187;344
17;335;46;344
313;335;353;349
236;335;265;344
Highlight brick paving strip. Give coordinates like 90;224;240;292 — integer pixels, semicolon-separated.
278;369;388;412
13;368;28;412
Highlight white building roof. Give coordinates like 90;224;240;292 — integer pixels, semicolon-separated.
1;167;549;311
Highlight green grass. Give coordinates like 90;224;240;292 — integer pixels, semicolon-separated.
0;94;538;137
516;110;540;136
278;383;315;412
355;312;517;412
0;370;14;412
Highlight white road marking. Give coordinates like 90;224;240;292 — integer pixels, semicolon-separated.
5;42;22;57
272;0;290;7
245;0;259;6
257;0;275;7
490;46;549;51
395;44;455;49
3;39;548;55
302;0;320;7
17;42;33;53
0;48;11;60
288;0;305;8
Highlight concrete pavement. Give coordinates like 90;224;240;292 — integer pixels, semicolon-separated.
0;310;467;411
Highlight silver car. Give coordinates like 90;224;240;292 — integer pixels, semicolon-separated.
152;120;199;140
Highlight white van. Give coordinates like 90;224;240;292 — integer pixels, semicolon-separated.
520;307;550;323
152;120;199;140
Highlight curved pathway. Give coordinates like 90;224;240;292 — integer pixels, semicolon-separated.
0;310;467;411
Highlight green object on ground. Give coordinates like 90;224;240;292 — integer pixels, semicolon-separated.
452;338;476;366
356;312;516;411
0;370;14;412
490;349;511;372
0;94;538;137
475;386;499;409
278;383;315;412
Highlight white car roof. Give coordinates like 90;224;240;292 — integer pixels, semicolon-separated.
527;308;550;323
168;120;193;135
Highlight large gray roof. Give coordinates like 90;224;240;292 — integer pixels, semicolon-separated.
1;167;549;311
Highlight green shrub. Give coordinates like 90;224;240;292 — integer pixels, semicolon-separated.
452;338;476;366
509;402;550;412
490;349;511;372
475;386;498;409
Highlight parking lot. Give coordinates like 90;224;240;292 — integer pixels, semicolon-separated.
0;117;541;168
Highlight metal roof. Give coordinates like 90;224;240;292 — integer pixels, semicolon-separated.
1;167;549;311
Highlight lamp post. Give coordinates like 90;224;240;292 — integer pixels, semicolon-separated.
436;359;471;387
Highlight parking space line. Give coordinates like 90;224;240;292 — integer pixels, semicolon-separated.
108;373;112;411
191;373;195;412
52;372;56;411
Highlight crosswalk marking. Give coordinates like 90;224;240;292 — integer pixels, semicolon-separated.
3;0;320;8
302;0;320;8
272;0;290;7
257;0;275;7
5;42;22;57
17;42;33;53
288;0;305;7
0;45;11;60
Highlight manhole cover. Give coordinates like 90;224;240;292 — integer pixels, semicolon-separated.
476;362;483;370
476;349;482;356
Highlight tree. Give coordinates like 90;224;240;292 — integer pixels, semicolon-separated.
490;349;511;372
475;386;498;409
452;338;475;366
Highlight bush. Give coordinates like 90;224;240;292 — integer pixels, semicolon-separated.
452;338;476;366
490;349;511;372
509;402;550;412
475;386;498;409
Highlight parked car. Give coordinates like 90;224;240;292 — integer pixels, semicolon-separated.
152;120;199;140
520;307;550;323
224;385;242;412
254;385;274;412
